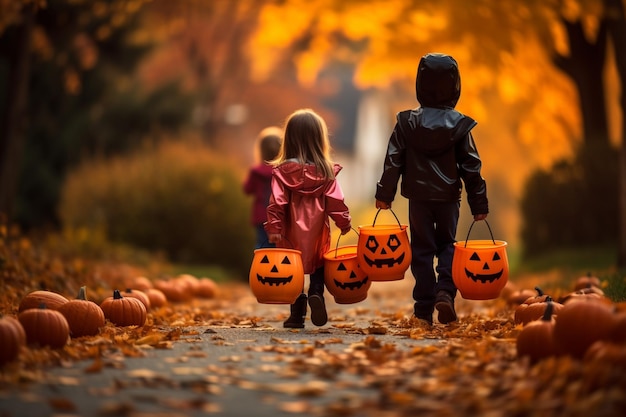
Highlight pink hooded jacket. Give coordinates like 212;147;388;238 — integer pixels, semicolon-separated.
265;161;351;274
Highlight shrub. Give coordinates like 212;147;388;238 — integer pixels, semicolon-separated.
59;140;254;279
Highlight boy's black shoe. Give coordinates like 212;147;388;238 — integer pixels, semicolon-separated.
435;291;457;324
308;294;328;326
283;293;307;328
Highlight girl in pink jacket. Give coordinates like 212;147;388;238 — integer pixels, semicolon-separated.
266;109;352;328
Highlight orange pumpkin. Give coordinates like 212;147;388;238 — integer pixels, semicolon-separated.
57;286;105;337
144;288;167;308
100;290;147;327
324;244;370;304
19;290;69;312
357;209;411;281
129;276;153;291
0;315;26;366
122;289;151;311
514;295;564;326
553;298;616;358
249;247;304;304
154;279;193;302
574;272;602;290
196;278;218;299
516;300;558;362
18;304;70;349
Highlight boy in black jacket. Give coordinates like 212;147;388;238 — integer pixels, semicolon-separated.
374;53;489;325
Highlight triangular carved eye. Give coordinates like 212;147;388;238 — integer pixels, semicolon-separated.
261;255;270;264
338;263;347;271
281;256;291;264
470;252;481;261
492;252;501;261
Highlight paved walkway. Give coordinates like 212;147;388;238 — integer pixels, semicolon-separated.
0;277;496;417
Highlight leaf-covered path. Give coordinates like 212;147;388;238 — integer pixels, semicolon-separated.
1;277;625;417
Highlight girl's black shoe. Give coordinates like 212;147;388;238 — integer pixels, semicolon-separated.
308;294;328;326
283;293;307;328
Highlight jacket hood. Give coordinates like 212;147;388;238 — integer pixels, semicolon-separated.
252;163;273;179
415;53;461;108
273;161;342;196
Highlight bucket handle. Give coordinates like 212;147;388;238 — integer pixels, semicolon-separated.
462;220;496;248
372;208;402;228
332;227;360;258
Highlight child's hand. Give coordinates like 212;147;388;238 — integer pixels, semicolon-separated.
268;233;282;244
473;213;488;221
376;200;391;209
340;227;351;235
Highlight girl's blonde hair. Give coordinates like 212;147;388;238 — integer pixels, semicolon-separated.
273;109;335;179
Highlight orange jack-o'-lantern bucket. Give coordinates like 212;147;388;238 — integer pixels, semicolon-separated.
357;209;411;281
324;229;371;304
249;240;304;304
452;220;509;300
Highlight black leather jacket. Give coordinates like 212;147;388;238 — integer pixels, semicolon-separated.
375;53;488;215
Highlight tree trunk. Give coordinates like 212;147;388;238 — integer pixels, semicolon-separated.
553;18;610;145
605;0;626;267
0;6;34;222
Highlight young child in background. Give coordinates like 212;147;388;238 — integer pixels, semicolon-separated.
266;109;352;328
374;53;489;325
243;127;283;249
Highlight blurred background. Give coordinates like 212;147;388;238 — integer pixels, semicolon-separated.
0;0;624;280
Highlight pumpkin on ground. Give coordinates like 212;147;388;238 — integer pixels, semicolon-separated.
122;289;151;310
505;287;536;306
516;300;558;362
584;340;626;367
0;315;26;366
553;298;616;358
57;286;105;337
18;304;70;349
611;312;626;343
129;276;153;291
18;290;69;312
558;286;606;304
196;278;218;299
144;288;167;308
100;290;147;327
514;295;564;326
154;279;193;303
574;272;602;291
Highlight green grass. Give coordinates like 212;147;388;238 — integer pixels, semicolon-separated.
513;245;626;302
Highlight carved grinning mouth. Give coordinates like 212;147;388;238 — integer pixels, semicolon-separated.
363;253;405;268
256;274;293;286
333;276;369;290
464;268;503;283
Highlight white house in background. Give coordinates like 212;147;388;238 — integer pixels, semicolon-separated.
335;88;392;205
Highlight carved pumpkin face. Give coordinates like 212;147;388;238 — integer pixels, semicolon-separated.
256;254;297;286
464;250;505;283
330;261;369;291
249;248;304;304
324;246;371;304
357;225;412;281
452;240;509;300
